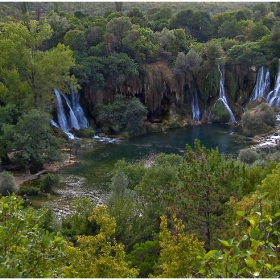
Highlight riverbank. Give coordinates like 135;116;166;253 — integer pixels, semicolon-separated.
251;122;280;150
13;122;280;188
15;153;78;187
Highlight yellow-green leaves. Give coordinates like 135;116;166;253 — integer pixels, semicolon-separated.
197;199;280;278
63;205;139;278
0;195;66;277
152;214;204;278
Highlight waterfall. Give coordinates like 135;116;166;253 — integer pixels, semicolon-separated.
62;93;80;130
250;66;270;101
267;60;280;108
209;66;236;123
70;89;89;128
251;60;280;109
52;88;89;138
54;88;69;133
191;91;200;121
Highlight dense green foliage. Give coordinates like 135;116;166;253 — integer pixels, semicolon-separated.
1;109;64;172
62;205;139;278
0;2;256;22
39;173;60;193
197;193;280;278
242;102;276;136
0;20;77;112
0;171;17;196
0;1;280;167
2;141;280;277
2;2;280;277
99;95;148;136
0;195;66;277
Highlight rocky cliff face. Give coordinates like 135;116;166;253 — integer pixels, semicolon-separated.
80;60;277;131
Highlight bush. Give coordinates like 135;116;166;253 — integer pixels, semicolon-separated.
99;95;148;137
228;41;266;68
39;173;60;193
210;101;230;123
61;198;98;242
17;183;39;196
169;122;180;129
72;127;95;138
252;159;267;167
242;103;276;137
238;148;259;164
126;241;160;278
0;171;18;196
173;50;202;78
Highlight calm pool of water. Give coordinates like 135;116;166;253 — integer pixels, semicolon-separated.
47;124;253;217
60;124;253;185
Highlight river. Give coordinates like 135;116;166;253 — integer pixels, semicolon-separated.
49;124;254;218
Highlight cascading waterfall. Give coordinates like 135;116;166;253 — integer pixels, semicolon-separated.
250;66;270;101
191;90;200;122
251;60;280;119
62;93;80;130
209;66;236;123
217;66;236;122
267;60;280;108
52;88;89;139
53;88;69;132
70;89;89;128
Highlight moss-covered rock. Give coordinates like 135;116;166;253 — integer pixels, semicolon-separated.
209;101;231;123
71;127;95;138
242;100;276;137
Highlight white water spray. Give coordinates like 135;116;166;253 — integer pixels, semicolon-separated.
51;89;89;138
191;90;200;121
209;66;236;123
250;66;270;101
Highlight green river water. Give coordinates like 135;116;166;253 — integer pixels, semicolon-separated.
47;124;254;217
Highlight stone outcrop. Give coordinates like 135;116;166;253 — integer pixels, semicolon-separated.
242;98;276;137
77;60;278;136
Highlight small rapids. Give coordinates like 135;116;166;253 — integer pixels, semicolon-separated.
48;175;110;219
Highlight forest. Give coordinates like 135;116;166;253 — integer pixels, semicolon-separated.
1;1;280;277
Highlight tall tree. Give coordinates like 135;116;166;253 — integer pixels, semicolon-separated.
53;2;60;14
177;140;245;250
151;215;204;278
0;21;77;112
106;16;132;52
63;205;139;277
106;169;142;248
1;109;64;173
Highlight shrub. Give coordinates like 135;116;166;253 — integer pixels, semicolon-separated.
61;198;98;243
210;101;230;123
169;122;180;129
0;171;18;196
242;103;276;136
173;50;202;78
228;41;266;68
39;173;60;193
238;148;259;164
126;241;160;278
17;185;39;196
252;159;267;167
73;127;95;138
99;95;148;137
